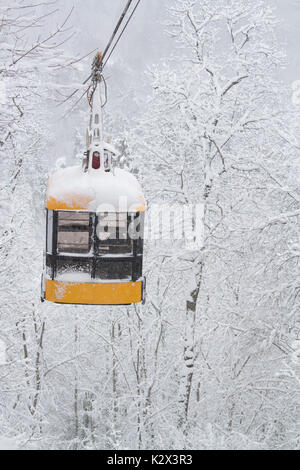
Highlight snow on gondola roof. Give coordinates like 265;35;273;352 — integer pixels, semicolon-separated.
46;165;146;212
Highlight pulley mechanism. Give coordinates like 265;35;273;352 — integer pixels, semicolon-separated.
87;52;107;109
92;51;103;81
63;0;141;110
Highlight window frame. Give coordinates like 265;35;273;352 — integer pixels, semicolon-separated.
45;210;144;282
95;212;133;256
56;211;93;255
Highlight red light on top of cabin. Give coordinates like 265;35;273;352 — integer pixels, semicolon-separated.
92;151;100;169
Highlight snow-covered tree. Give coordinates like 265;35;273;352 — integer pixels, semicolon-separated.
0;0;76;444
126;0;300;448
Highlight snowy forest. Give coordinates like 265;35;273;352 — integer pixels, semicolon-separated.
0;0;299;450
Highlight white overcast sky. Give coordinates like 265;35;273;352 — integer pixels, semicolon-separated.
58;0;300;82
51;0;300;161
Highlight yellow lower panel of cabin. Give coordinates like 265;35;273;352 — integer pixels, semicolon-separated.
45;279;142;305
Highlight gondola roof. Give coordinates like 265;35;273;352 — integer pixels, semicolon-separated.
46;165;146;212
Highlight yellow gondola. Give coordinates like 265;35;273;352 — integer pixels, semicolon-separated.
41;54;146;305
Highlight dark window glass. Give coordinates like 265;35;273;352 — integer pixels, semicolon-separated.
134;258;143;280
96;213;132;254
57;212;91;254
95;261;132;280
56;258;91;277
57;232;90;253
58;211;90;227
128;213;144;249
45;254;53;278
137;213;144;254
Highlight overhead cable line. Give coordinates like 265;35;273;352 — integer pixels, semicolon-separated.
101;0;135;67
61;0;141;108
102;0;141;69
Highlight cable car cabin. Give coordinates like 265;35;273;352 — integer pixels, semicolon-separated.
41;151;146;305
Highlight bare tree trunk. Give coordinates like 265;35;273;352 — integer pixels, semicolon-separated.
111;320;121;448
178;154;210;431
32;308;45;416
178;263;203;431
